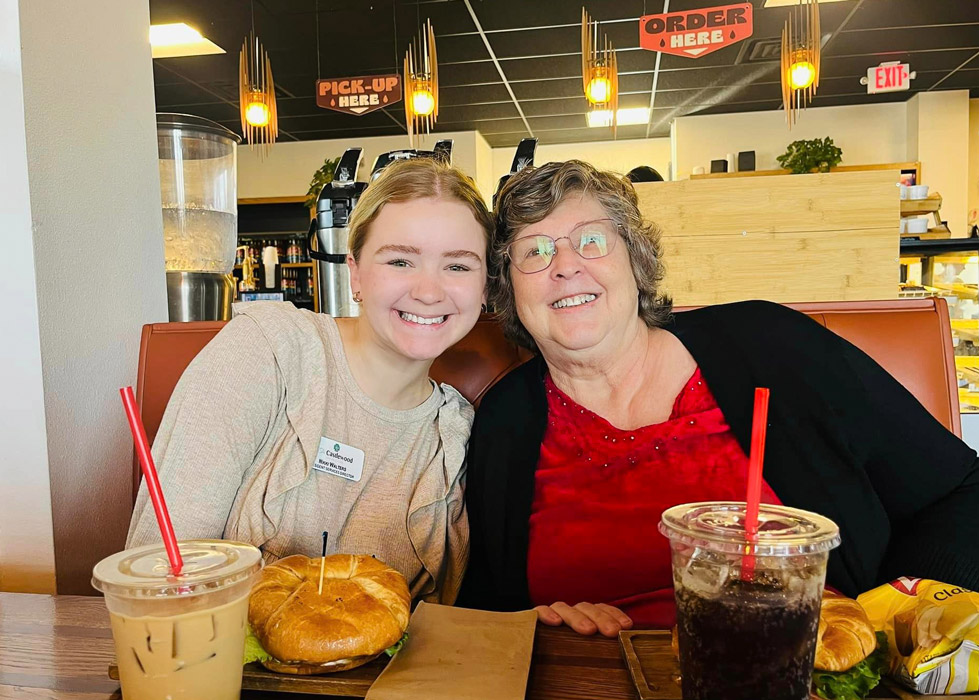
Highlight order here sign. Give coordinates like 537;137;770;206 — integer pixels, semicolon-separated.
316;74;402;115
640;3;753;59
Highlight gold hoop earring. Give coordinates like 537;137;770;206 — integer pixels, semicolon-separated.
353;291;362;303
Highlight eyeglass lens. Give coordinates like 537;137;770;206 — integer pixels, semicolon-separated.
510;220;616;272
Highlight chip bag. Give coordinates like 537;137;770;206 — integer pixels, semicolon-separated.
857;578;979;694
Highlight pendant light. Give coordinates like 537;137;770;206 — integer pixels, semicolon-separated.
780;0;821;128
582;8;618;136
403;19;439;148
239;2;278;157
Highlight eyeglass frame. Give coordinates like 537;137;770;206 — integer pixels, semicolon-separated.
503;218;623;274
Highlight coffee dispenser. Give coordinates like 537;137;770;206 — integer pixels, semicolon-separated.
369;139;453;179
309;141;456;317
493;137;538;207
310;148;367;317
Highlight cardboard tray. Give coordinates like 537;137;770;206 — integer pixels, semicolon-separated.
617;630;979;700
109;657;388;696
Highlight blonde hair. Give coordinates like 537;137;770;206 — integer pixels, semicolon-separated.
493;160;672;351
347;158;493;261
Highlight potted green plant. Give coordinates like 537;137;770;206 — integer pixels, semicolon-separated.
305;156;342;210
776;137;843;174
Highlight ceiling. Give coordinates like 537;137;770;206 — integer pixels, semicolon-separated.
149;0;979;148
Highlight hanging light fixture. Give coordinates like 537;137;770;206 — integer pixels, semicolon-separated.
403;19;439;147
239;5;278;158
582;8;618;136
780;0;821;127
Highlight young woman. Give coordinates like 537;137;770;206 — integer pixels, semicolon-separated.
128;158;492;604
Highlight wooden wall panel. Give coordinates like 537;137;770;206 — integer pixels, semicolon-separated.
634;171;900;306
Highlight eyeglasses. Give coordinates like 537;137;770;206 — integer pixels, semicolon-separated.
505;218;621;274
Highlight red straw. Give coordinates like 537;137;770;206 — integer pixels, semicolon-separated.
742;387;770;581
120;386;183;576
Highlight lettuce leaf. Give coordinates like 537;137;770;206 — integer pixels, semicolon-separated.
243;624;273;666
384;631;409;657
812;631;889;700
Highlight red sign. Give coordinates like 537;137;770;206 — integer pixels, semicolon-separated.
316;74;402;115
864;62;913;94
640;3;753;59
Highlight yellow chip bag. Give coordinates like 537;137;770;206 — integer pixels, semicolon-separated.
857;578;979;694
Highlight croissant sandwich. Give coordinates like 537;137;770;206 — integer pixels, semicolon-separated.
244;554;411;674
811;592;888;700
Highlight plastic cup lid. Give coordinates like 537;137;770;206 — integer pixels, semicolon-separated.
658;501;841;556
92;539;262;598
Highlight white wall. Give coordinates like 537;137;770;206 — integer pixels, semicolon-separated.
238;130;483;200
0;0;56;594
967;98;979;232
491;136;672;181
475;131;495;208
11;0;168;593
907;91;971;237
673;102;908;180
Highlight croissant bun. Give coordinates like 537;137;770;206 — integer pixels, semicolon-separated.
814;592;878;672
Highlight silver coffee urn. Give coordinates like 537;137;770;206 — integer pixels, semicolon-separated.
157;113;241;321
311;148;367;317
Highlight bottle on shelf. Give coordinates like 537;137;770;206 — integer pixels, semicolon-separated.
287;238;302;264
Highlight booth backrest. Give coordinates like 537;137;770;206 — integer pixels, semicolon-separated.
134;299;959;497
35;297;929;597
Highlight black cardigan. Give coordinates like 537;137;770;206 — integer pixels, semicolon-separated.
458;301;979;611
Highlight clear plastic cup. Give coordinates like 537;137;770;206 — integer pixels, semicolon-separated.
659;502;840;700
92;539;262;700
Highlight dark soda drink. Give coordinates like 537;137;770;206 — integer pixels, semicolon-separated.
659;502;840;700
675;578;821;700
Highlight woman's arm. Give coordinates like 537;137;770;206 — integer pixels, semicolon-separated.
837;330;979;589
126;315;281;547
455;407;493;608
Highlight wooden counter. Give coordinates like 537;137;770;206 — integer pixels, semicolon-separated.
634;170;900;307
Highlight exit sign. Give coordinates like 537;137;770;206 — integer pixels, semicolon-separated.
863;62;915;94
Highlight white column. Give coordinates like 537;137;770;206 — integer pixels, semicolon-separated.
0;0;56;593
906;91;971;237
1;0;168;594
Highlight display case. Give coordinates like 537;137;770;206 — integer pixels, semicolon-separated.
236;197;319;312
900;238;979;412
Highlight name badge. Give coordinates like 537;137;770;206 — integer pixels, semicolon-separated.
313;437;365;482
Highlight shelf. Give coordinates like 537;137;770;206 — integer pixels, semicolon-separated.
930;282;979;300
281;262;313;268
901;229;951;240
689;161;920;180
900;238;979;255
901;195;942;216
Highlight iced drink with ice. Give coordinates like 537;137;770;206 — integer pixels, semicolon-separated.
659;502;840;700
92;540;262;700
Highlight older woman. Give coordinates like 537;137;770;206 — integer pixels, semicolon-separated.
458;160;979;636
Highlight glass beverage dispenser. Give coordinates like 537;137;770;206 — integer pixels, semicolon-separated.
158;113;240;321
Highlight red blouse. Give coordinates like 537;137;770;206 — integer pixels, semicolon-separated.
527;368;782;628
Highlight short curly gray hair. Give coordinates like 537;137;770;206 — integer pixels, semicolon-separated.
492;160;672;351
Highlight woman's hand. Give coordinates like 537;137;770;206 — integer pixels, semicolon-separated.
534;602;633;638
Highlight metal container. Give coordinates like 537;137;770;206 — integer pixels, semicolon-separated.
157;113;240;321
312;148;366;317
166;272;234;323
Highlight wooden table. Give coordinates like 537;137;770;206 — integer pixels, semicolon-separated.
0;593;641;700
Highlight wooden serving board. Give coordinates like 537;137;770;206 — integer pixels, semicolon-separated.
109;657;389;696
616;631;978;700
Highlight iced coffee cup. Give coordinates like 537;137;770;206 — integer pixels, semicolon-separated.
92;539;262;700
659;502;840;700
